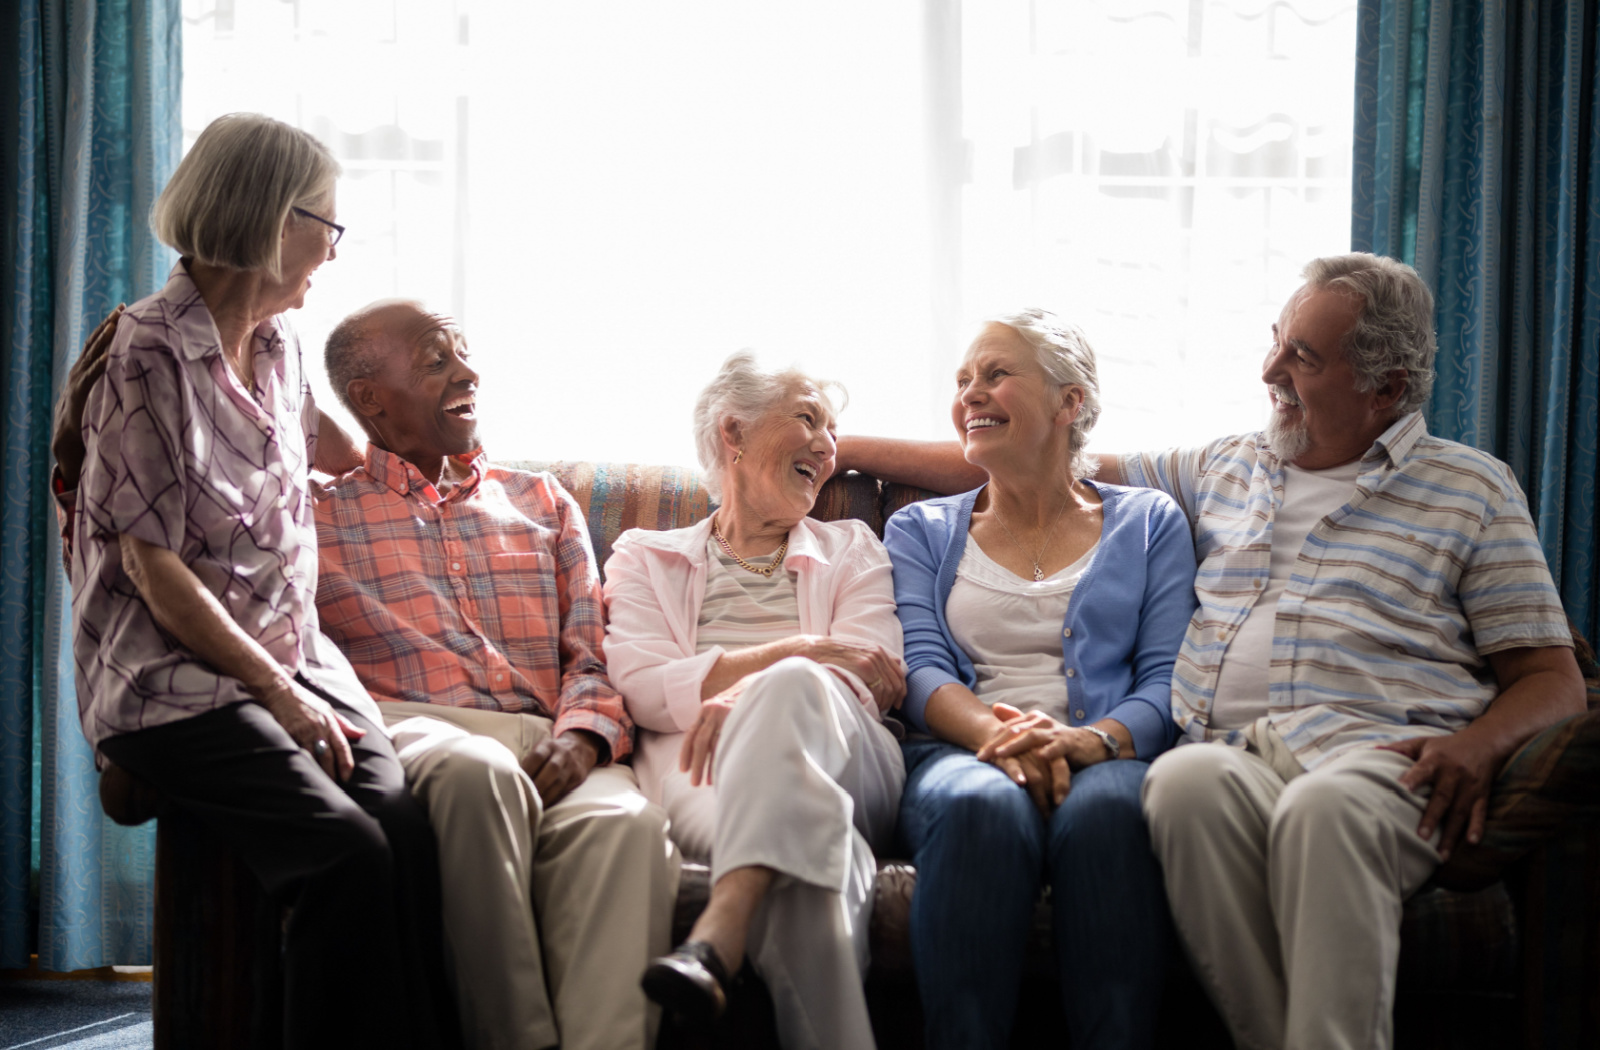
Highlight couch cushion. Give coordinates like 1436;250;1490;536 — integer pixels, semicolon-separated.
1397;884;1519;994
503;461;712;578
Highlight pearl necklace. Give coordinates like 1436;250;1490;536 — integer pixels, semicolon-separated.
711;521;789;578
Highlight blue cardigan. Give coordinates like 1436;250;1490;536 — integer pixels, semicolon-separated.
883;481;1198;761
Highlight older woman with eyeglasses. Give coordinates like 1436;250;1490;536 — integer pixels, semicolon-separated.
883;310;1197;1050
604;352;906;1050
61;113;455;1049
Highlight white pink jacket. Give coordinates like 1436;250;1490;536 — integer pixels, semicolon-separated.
602;515;905;803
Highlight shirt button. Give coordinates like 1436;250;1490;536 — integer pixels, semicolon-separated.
1065;668;1077;678
1405;533;1417;542
495;673;504;683
1075;709;1086;720
451;562;462;571
1062;628;1072;638
1253;579;1264;590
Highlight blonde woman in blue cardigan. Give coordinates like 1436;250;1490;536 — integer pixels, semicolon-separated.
882;310;1197;1050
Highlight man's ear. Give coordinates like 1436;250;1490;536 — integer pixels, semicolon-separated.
347;377;385;421
1373;369;1409;413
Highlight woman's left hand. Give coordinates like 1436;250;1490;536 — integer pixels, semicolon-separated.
679;679;750;787
976;704;1109;791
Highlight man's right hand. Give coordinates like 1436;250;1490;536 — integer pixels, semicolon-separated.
52;305;123;490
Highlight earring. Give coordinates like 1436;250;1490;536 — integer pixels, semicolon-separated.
733;448;744;465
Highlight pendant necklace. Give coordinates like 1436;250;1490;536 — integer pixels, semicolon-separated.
990;488;1073;582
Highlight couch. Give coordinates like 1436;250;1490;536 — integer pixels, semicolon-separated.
103;460;1600;1050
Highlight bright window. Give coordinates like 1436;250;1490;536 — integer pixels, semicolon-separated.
181;0;1355;466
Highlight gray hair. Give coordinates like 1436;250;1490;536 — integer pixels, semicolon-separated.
151;113;340;279
324;309;389;417
1301;253;1437;416
693;351;843;502
986;308;1102;479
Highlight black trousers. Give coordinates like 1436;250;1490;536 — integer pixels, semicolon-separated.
100;685;460;1050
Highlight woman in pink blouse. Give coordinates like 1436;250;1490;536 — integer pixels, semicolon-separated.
604;352;906;1050
64;114;454;1050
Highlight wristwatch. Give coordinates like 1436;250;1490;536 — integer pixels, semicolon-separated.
1082;724;1120;761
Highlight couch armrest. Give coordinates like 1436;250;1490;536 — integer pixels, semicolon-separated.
1435;704;1600;891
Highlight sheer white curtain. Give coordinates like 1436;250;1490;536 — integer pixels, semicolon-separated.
181;0;1354;466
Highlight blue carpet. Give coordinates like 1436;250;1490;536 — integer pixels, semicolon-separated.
0;981;152;1049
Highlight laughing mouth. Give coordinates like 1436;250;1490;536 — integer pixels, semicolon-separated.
794;461;819;482
1271;386;1302;409
966;417;1004;431
444;394;477;418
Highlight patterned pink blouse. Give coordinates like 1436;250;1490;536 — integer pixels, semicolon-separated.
71;262;362;751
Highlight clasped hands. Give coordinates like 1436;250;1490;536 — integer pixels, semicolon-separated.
679;636;904;787
974;703;1113;817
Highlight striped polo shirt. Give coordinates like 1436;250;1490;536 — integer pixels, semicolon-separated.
1122;411;1571;769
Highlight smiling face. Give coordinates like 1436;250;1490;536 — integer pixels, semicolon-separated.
349;301;481;471
952;322;1080;477
721;381;838;525
1263;285;1398;469
267;192;338;312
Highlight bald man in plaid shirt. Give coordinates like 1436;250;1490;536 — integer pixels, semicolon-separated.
312;299;678;1050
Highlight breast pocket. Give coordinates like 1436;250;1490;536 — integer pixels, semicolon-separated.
479;551;561;656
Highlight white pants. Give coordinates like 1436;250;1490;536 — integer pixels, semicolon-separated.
1142;721;1441;1050
385;703;680;1050
659;657;905;1050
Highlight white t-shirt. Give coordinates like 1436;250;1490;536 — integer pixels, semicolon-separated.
1209;458;1363;730
945;537;1098;724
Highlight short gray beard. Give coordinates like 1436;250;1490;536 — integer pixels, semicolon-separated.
1265;406;1311;464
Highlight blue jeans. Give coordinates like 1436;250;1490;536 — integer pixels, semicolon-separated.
898;739;1173;1050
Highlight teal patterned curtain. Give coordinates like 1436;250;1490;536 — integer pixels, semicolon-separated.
1;0;178;969
1352;0;1600;649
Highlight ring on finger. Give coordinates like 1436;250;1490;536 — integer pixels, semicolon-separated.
313;738;329;759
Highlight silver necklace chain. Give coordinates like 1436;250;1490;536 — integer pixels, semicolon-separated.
989;489;1073;582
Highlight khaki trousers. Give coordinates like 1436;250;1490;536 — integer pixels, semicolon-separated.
384;703;680;1050
1142;720;1440;1050
658;657;906;1050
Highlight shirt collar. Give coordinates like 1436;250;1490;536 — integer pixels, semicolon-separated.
163;260;288;364
362;443;487;502
1369;411;1427;467
647;513;832;568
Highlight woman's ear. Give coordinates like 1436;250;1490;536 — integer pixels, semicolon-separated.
1057;385;1085;428
719;417;744;458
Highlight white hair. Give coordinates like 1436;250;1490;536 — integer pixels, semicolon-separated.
151;113;340;279
692;351;844;502
1301;253;1437;416
985;308;1102;479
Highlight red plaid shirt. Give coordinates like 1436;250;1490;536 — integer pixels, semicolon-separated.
313;444;631;762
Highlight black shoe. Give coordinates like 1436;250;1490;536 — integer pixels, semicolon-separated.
641;940;731;1031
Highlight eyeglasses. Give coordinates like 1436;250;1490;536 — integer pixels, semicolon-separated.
292;206;345;247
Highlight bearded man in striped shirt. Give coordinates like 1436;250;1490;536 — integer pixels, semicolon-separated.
835;253;1586;1050
313;300;678;1050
